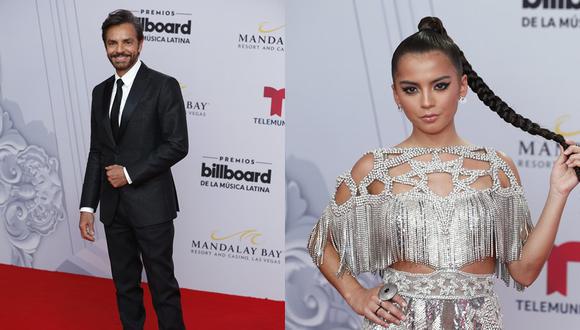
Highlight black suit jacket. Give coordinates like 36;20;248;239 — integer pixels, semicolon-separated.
80;63;188;226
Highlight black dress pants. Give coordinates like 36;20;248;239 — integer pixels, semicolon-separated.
104;202;185;330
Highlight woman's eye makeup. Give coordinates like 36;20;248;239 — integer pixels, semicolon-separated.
400;81;451;94
434;82;450;90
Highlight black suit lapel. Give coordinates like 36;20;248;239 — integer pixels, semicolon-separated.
101;76;116;146
118;63;150;142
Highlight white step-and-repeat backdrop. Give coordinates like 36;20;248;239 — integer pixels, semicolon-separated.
286;0;580;329
0;0;284;301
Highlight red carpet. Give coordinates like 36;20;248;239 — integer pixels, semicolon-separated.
0;264;284;329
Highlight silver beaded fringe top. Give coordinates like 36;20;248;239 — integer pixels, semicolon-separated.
307;145;533;290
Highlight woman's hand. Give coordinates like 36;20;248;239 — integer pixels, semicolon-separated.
550;140;580;197
347;285;407;327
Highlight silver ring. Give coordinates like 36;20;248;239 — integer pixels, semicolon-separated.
378;283;398;302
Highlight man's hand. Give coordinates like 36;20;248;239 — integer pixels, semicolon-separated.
105;164;128;188
79;212;95;241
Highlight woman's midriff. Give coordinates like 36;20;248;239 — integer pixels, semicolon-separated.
390;257;496;275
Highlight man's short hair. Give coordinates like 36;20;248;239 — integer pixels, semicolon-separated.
101;9;144;43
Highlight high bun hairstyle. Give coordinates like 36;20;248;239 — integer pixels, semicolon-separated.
391;17;462;78
392;16;579;178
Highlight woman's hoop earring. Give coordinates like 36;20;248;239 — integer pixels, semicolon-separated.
459;96;466;104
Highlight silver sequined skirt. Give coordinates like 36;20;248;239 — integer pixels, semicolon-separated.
362;268;503;330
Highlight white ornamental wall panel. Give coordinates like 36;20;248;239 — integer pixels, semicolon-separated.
0;0;84;272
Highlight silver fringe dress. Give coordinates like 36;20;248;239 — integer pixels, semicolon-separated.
307;146;533;330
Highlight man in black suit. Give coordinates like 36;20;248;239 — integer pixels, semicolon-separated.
79;9;188;330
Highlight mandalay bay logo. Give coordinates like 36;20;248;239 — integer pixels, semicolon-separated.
554;114;580;138
516;114;579;169
180;83;209;118
191;229;281;264
238;22;285;53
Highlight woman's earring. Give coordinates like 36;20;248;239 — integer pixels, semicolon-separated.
397;104;402;112
459;96;466;104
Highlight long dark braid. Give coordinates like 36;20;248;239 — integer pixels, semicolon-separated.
392;16;580;179
459;53;579;178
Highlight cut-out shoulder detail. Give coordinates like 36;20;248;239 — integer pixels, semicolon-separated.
334;153;375;205
342;145;522;202
308;145;533;291
351;152;374;183
367;179;385;195
334;182;351;205
330;146;524;207
495;150;522;187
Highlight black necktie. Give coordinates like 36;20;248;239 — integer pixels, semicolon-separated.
110;78;124;142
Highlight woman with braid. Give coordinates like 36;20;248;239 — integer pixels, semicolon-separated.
307;16;580;329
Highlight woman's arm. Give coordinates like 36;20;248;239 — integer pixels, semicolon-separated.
316;153;406;327
318;242;406;327
506;141;580;286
